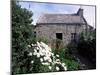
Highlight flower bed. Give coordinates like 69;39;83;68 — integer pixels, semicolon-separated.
27;42;67;72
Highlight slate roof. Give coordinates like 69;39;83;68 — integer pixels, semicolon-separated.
36;14;86;25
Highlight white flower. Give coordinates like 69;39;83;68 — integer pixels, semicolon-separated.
27;42;68;72
34;49;37;53
36;47;39;50
56;59;60;62
48;58;52;62
31;60;34;64
28;52;32;56
40;42;52;51
56;67;60;71
37;42;41;48
55;61;61;64
40;58;43;62
38;46;43;52
42;62;50;65
31;44;34;46
28;45;31;48
64;66;67;71
44;56;48;61
37;53;40;58
51;53;54;56
40;42;46;47
39;52;44;56
47;52;51;57
62;63;65;67
48;66;52;70
56;54;59;57
48;47;52;51
33;52;37;55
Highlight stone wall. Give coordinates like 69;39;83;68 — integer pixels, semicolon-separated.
34;24;86;47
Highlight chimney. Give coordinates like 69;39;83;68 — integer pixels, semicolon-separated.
77;8;83;17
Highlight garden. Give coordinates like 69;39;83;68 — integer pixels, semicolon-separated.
12;1;96;75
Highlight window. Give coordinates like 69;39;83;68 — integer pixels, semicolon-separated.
34;32;36;38
56;33;63;40
56;33;63;49
71;33;76;41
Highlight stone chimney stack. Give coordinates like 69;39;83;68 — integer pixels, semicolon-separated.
77;8;83;17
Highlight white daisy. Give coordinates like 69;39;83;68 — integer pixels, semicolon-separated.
64;66;67;71
28;52;32;56
51;53;54;56
33;52;37;55
62;63;66;67
48;66;52;70
40;58;43;62
27;45;31;48
31;44;34;46
48;58;52;62
56;67;60;71
42;62;50;65
56;54;59;57
44;56;48;61
31;60;34;64
34;49;37;53
56;59;60;62
37;53;40;58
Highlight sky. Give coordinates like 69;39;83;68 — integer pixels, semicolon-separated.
19;1;95;27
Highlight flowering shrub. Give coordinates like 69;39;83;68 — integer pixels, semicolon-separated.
27;42;67;72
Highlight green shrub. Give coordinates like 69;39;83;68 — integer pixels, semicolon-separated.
36;37;49;45
77;39;96;63
62;58;79;71
12;1;35;74
38;65;51;73
77;30;96;64
52;47;80;71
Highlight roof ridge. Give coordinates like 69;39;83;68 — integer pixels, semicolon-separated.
36;13;85;24
42;13;77;15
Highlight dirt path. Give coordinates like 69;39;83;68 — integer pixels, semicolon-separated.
71;49;96;70
73;53;95;70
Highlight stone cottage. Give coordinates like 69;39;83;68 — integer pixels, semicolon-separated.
34;8;89;47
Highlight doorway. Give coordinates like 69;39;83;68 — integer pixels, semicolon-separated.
56;33;63;40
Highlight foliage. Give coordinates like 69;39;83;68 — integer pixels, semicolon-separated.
80;29;96;41
52;47;80;71
77;39;96;63
62;58;79;71
27;42;67;73
77;29;96;64
36;37;49;45
12;1;36;74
